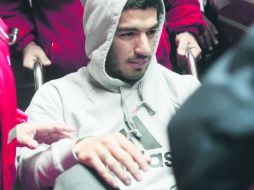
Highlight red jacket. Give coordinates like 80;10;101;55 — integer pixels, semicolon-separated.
0;18;17;190
0;17;28;190
0;0;206;73
0;0;89;75
157;0;207;69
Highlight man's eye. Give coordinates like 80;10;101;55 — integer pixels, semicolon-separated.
147;30;156;37
119;32;135;37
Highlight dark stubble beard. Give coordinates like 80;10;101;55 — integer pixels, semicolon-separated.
105;47;149;84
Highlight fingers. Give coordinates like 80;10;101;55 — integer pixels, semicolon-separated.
208;26;219;46
38;52;51;67
56;131;75;139
210;22;219;36
200;15;219;51
176;35;188;56
16;123;38;149
190;45;201;59
203;30;213;51
20;138;38;149
99;143;146;187
198;35;206;50
23;41;51;69
29;122;76;144
100;151;132;187
51;124;76;133
108;146;142;184
206;23;219;50
16;122;75;147
105;133;150;185
35;123;75;135
198;29;219;52
176;32;201;59
74;133;151;188
45;124;76;140
89;153;120;188
117;134;150;172
23;53;37;69
204;14;219;36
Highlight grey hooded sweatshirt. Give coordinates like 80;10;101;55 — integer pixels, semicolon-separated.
17;0;200;189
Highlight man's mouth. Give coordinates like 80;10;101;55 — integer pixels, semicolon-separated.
127;59;149;69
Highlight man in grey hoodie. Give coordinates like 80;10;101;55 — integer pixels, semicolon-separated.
16;0;200;189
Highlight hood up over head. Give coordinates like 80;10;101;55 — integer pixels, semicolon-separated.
81;0;165;92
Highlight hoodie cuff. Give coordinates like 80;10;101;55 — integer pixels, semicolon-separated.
72;138;79;161
52;139;79;172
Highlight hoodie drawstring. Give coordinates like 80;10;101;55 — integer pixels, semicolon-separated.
137;82;155;116
120;83;156;140
120;87;142;140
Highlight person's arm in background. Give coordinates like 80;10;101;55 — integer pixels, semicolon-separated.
6;108;75;149
164;0;207;64
16;83;79;190
198;0;219;51
0;0;51;69
16;122;76;149
1;16;75;190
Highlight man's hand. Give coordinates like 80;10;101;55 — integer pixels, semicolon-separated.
198;15;219;51
175;32;201;68
74;132;151;188
23;41;51;69
16;122;75;149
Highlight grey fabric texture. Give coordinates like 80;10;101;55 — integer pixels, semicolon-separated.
54;164;115;190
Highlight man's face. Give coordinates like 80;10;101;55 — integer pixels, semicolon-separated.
106;8;159;83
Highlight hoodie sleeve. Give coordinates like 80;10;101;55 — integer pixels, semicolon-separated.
164;0;207;36
17;83;78;190
0;0;35;53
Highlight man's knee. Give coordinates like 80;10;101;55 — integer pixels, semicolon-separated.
54;164;115;190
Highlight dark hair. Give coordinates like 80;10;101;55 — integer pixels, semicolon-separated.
123;0;163;15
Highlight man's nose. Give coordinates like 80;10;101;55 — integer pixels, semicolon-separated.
134;33;152;56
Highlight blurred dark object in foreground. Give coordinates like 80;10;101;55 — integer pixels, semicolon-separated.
168;26;254;190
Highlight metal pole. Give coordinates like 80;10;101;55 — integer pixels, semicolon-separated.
33;59;44;91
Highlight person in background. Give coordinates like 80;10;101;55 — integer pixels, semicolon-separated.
158;0;206;70
0;0;89;110
0;17;75;190
0;0;205;109
0;0;205;72
169;25;254;190
16;0;201;189
0;0;89;77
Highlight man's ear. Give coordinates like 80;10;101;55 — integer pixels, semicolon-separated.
80;0;86;7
